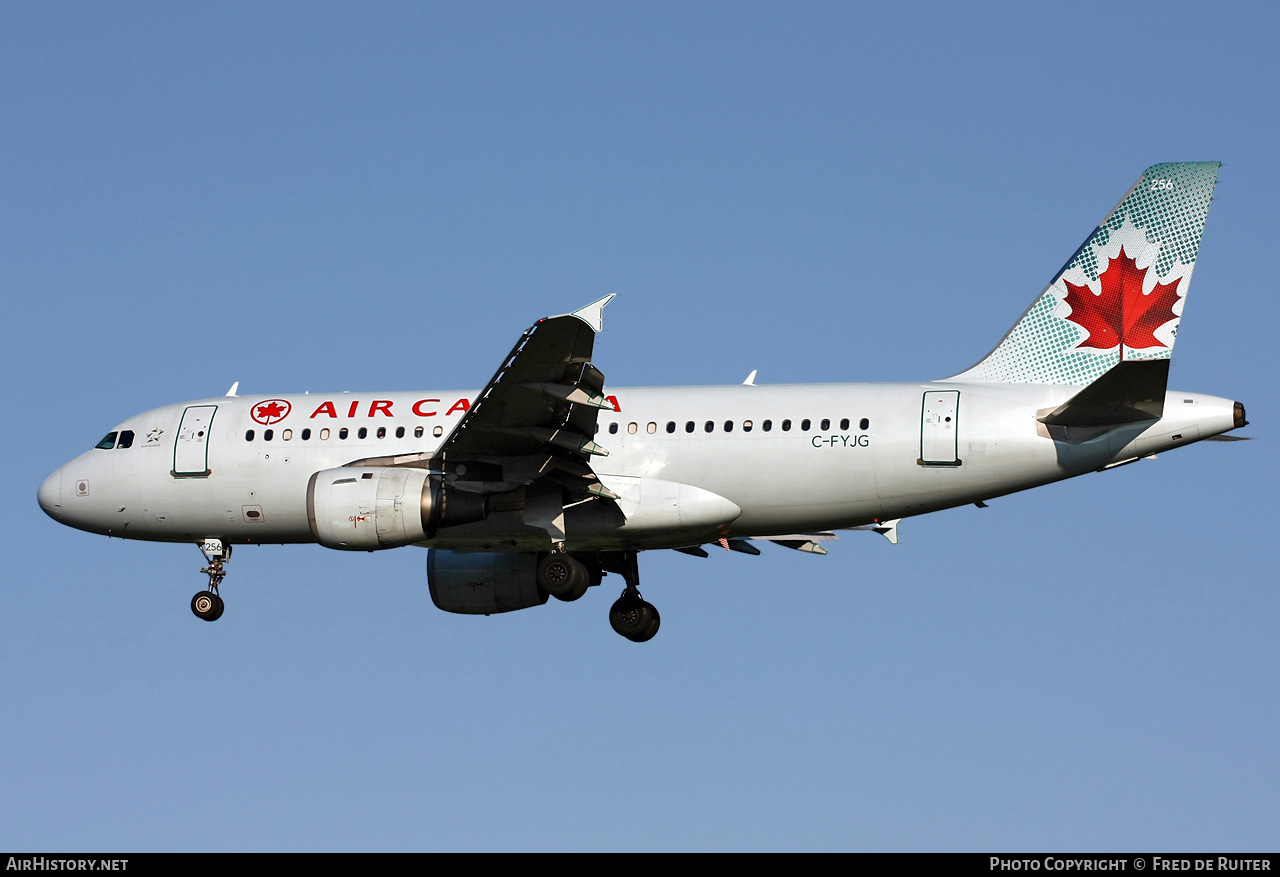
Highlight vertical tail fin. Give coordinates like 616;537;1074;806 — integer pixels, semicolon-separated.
951;162;1220;384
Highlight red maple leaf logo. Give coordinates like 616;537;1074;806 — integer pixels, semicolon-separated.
251;399;292;425
1063;247;1182;350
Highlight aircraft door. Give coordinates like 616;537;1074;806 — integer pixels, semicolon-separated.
920;391;960;466
173;405;217;477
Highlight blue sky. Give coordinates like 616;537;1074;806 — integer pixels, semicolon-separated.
2;2;1276;851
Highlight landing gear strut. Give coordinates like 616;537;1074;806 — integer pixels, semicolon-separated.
606;551;660;643
191;539;229;622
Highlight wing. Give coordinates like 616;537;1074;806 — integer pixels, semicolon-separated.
431;295;620;501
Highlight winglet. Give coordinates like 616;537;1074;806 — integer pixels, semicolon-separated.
743;370;757;386
226;381;239;397
849;519;900;545
570;294;616;333
875;519;900;545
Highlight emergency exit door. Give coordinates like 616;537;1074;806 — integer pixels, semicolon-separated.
920;391;960;466
173;405;217;476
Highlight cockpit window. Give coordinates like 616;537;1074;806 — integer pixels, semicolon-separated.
95;432;118;450
116;430;135;449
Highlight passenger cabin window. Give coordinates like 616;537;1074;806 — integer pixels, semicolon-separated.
860;418;870;430
685;421;695;433
743;420;753;432
376;427;386;439
264;429;274;441
801;419;811;431
763;420;772;432
781;420;792;431
647;422;657;434
396;426;405;439
96;432;118;450
116;430;134;448
244;430;255;442
282;429;292;441
820;419;830;431
414;426;424;438
302;428;312;440
627;422;638;434
357;427;368;440
666;422;676;434
704;421;714;433
609;423;619;434
320;428;331;440
433;426;443;437
723;420;733;432
339;428;349;440
840;418;850;430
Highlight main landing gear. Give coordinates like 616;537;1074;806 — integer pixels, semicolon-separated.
536;552;598;603
605;551;660;643
191;539;230;622
539;549;661;642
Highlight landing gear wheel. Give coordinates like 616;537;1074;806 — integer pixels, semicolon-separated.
609;593;659;642
632;603;660;642
554;577;590;603
538;553;589;602
191;590;224;622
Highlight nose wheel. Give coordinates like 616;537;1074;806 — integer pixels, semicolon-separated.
191;590;224;622
192;539;230;622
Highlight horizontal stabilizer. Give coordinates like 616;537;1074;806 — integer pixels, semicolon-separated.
1040;359;1169;427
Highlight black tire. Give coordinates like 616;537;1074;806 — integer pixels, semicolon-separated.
553;574;590;603
631;603;660;642
538;553;587;599
191;590;220;622
609;595;654;640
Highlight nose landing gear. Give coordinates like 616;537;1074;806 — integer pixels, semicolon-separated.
191;539;229;622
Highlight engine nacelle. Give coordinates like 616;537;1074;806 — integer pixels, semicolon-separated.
307;467;488;550
427;549;548;615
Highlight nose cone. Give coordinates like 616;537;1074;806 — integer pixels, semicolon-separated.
38;468;63;520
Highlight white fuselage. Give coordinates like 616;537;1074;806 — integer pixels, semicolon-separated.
37;381;1239;551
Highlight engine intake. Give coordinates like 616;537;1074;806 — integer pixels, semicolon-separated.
307;467;488;550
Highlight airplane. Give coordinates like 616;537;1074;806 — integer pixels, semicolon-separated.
37;162;1246;642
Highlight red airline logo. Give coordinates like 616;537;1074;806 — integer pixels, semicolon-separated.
1064;247;1182;350
250;399;292;425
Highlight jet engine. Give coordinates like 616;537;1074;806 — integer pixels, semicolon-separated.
427;549;548;615
306;467;487;550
